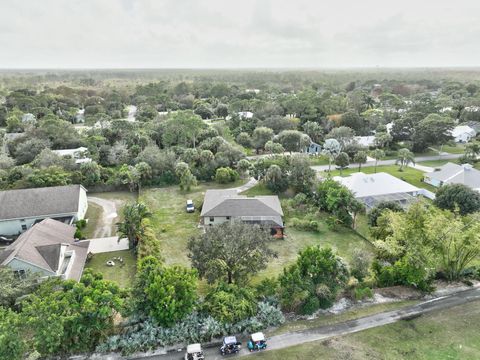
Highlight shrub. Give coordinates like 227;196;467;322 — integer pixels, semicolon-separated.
290;218;319;232
354;287;374;301
215;167;239;184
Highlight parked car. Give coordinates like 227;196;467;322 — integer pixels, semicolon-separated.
185;343;204;360
220;335;241;355
247;332;267;352
186;199;195;213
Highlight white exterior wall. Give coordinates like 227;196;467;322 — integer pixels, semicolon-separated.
77;187;88;220
0;218;39;236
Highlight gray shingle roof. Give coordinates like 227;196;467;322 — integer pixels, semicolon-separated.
426;163;480;189
0;219;89;280
0;185;85;221
200;189;283;217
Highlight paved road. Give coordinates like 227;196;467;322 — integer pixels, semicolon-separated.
311;153;462;173
137;287;480;360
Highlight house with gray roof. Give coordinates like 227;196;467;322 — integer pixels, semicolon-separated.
0;218;89;281
424;163;480;191
0;185;88;236
200;189;284;238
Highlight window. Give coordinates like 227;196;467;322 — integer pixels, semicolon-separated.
226;216;231;220
209;217;214;222
14;269;26;279
21;224;27;231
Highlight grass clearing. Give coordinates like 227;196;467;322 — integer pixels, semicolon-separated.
325;165;437;192
253;300;480;360
85;250;136;288
141;181;372;283
433;143;466;154
417;159;452;168
270;300;418;336
83;202;102;238
308;155;330;166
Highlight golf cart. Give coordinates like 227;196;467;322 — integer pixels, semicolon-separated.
220;336;241;355
247;332;267;352
186;199;195;213
185;343;204;360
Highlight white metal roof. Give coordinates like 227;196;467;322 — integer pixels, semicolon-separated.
251;332;265;342
186;344;202;353
333;172;419;198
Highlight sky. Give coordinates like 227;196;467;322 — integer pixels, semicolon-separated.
1;0;480;69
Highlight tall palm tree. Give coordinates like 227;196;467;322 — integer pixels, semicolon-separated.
371;149;385;173
116;202;152;250
396;148;415;171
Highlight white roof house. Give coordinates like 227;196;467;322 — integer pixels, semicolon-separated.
238;111;254;119
354;136;376;147
451;125;476;143
52;147;92;164
334;172;420;208
424;163;480;191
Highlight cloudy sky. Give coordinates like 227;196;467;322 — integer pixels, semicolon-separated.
1;0;479;68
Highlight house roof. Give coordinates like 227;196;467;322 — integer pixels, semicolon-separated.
333;172;420;198
425;163;480;189
0;185;85;221
200;189;283;217
0;219;89;281
452;125;476;137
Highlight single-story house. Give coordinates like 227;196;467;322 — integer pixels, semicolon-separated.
424;163;480;191
200;189;284;238
334;172;420;209
238;111;254;119
0;218;89;281
304;142;322;155
354;136;376;148
52;147;92;164
451;125;476;143
0;184;88;236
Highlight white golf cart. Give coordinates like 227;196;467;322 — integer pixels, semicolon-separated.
185;343;205;360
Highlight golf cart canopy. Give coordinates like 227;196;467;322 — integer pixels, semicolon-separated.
251;332;265;342
187;343;202;354
223;336;237;345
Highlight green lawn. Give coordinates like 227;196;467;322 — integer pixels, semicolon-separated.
85;250;136;288
417;159;451;168
308;155;330;166
433;143;466;154
326;165;437;192
253;300;480;360
83;202;102;238
140;181;372;283
270;300;418;336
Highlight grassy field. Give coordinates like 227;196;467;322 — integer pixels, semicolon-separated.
82;202;102;238
253;300;480;360
270;300;418;336
417;159;452;168
433;143;466;154
308;155;330;166
85;250;136;288
140;181;371;282
325;165;437;192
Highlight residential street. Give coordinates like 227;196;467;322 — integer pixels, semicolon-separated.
311;153;462;173
136;286;480;360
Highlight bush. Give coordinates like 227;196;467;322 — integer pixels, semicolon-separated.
290;218;319;232
372;259;434;292
215;167;239;184
97;302;284;355
301;296;320;315
354;287;374;301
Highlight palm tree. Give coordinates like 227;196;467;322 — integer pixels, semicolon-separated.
371;149;385;173
396;148;415;171
116;202;152;250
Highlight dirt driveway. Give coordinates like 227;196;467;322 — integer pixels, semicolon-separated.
87;196;122;238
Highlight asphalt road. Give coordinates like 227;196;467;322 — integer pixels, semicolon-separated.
137;286;480;360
